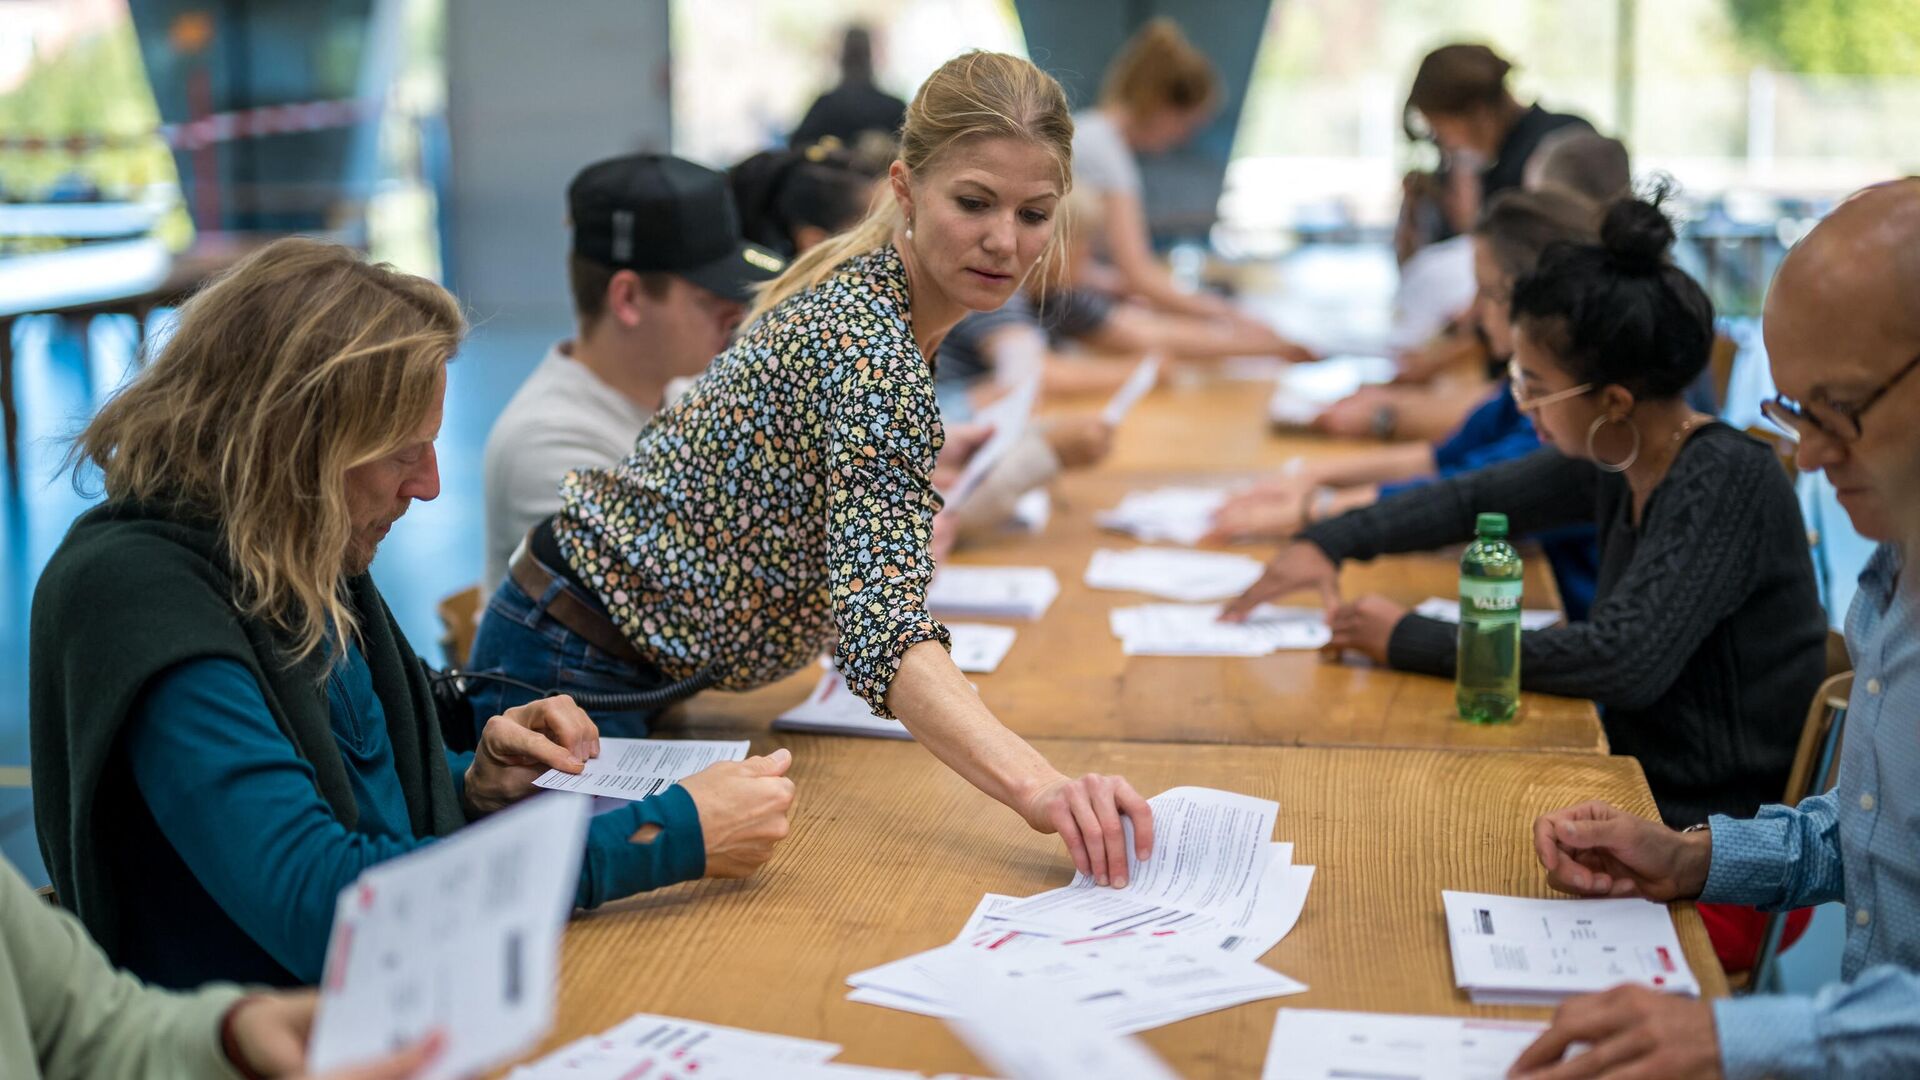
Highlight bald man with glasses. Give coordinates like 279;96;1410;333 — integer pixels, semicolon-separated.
1513;178;1920;1080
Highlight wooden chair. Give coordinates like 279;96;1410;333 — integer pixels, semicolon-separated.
1739;636;1854;994
436;585;485;670
1708;332;1740;413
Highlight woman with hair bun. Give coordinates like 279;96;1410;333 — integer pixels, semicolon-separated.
1226;194;1826;832
471;50;1157;886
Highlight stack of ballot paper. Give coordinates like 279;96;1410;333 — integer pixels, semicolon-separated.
774;670;910;739
1084;547;1265;602
508;1011;952;1079
533;738;748;802
1415;596;1562;631
1442;891;1700;1005
943;954;1178;1080
1261;1010;1546;1080
1266;355;1398;427
308;792;591;1080
1109;603;1329;656
848;787;1315;1034
926;566;1060;620
1095;487;1228;546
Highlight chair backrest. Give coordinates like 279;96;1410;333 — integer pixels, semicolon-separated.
1744;424;1798;484
1826;627;1853;679
1708;332;1739;412
1781;669;1852;808
436;585;485;670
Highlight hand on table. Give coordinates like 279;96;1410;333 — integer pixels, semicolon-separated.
1324;595;1407;664
1312;387;1394;439
1203;485;1313;544
1531;801;1713;901
224;991;443;1079
1509;985;1722;1080
1220;542;1341;622
1022;772;1154;888
464;695;601;815
1041;416;1115;470
677;748;797;878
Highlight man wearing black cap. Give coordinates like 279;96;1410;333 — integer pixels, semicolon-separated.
482;153;785;590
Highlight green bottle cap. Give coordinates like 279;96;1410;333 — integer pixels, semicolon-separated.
1476;512;1509;538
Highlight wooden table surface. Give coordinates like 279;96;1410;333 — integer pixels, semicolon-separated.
530;735;1726;1077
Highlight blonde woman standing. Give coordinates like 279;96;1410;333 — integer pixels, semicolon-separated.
471;50;1157;885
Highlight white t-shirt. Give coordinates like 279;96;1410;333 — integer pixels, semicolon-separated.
1071;108;1141;196
481;343;653;589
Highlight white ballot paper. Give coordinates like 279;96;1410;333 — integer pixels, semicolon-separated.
773;670;911;739
1085;547;1265;602
1100;354;1163;426
1010;487;1051;533
1262;1009;1547;1080
946;373;1041;509
1416;596;1562;631
308;792;590;1080
533;738;749;801
926;566;1061;620
1266;354;1398;427
996;787;1279;934
1109;603;1329;657
1442;891;1699;1005
944;955;1181;1080
947;622;1019;673
1095;486;1228;546
506;1011;847;1079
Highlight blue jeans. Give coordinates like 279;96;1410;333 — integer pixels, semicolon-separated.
465;572;668;741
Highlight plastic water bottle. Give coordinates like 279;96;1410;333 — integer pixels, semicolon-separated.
1456;512;1522;723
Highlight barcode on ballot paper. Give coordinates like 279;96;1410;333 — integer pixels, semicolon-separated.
1475;908;1495;935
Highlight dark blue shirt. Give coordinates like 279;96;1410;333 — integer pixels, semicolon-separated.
116;642;704;988
1379;384;1599;620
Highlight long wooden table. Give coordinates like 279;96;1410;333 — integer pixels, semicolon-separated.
531;367;1708;1078
529;735;1726;1077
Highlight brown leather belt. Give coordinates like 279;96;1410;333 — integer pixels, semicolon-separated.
508;539;650;669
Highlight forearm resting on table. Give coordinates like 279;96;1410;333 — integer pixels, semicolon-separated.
886;640;1059;815
1312;442;1437;488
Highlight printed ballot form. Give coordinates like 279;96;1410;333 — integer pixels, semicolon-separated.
925;566;1061;620
1109;603;1329;656
532;738;748;801
1096;486;1228;547
1442;890;1700;1005
996;787;1279;933
1262;1010;1547;1080
943;955;1182;1080
945;372;1041;509
307;792;591;1079
1084;547;1266;603
773;670;912;739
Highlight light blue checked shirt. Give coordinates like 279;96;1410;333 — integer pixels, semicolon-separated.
1702;543;1920;1078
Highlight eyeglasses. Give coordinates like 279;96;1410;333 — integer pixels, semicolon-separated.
1507;361;1592;412
1762;350;1920;444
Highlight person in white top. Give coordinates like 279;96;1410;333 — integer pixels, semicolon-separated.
481;154;787;589
1073;18;1305;360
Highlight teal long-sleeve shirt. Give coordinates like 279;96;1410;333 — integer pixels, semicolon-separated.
118;644;704;988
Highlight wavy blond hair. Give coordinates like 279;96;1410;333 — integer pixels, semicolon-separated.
745;50;1074;325
68;237;465;662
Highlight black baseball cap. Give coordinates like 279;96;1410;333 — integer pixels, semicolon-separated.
568;153;786;303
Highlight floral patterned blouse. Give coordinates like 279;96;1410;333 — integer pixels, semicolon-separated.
554;244;950;716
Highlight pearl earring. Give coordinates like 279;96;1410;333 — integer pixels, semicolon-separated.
905;219;914;242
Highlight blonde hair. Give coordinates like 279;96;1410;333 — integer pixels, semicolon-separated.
68;236;465;663
745;50;1074;325
1100;18;1219;117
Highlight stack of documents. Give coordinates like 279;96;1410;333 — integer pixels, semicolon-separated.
1415;596;1562;631
848;787;1315;1034
1095;487;1228;546
1266;355;1397;427
1442;890;1700;1005
943;953;1179;1080
533;738;748;802
1261;1010;1546;1080
1110;603;1329;656
1084;547;1265;602
926;566;1061;620
508;1012;934;1079
308;793;591;1079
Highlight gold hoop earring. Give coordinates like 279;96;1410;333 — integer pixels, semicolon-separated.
1586;414;1641;473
